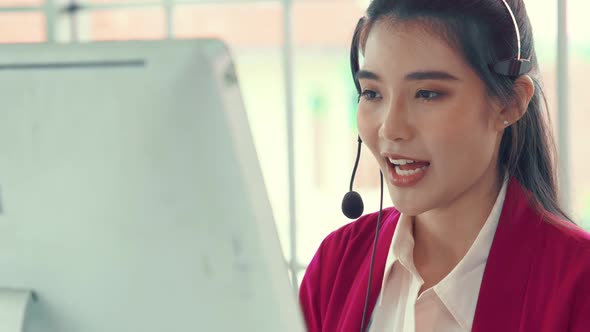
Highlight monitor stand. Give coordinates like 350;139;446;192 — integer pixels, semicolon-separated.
0;288;36;332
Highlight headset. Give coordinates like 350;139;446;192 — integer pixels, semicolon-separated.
342;1;531;331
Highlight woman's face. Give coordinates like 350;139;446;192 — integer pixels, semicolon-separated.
357;20;505;216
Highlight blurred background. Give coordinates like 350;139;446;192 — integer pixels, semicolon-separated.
0;0;587;287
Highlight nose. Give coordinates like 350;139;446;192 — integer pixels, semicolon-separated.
378;99;412;142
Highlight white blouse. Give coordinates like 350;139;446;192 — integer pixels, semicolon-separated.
370;179;508;331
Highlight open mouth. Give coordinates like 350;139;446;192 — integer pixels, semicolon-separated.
386;158;431;177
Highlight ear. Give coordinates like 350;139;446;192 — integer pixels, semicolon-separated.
495;75;535;130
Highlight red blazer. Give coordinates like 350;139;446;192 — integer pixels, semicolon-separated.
299;178;590;331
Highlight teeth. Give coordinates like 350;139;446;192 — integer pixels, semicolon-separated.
394;165;428;176
388;158;415;165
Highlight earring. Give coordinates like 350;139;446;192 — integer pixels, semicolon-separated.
504;120;509;126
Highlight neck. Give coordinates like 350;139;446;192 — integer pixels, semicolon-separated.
413;171;503;271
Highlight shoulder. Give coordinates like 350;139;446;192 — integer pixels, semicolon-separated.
508;178;590;271
302;206;400;294
539;217;590;328
300;206;400;285
534;213;590;296
539;213;590;262
299;207;400;331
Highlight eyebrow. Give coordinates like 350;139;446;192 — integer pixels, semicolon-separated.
356;70;381;82
356;69;460;82
405;70;460;81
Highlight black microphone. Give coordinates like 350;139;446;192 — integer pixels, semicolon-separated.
342;136;364;219
342;191;364;219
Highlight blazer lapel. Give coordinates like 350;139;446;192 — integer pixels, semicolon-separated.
471;178;544;332
339;209;399;332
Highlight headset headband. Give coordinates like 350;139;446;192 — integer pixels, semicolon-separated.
492;0;532;77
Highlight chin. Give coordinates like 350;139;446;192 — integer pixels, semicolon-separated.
386;185;423;215
390;196;428;216
393;205;425;217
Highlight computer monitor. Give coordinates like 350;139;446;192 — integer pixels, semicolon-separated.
0;39;305;332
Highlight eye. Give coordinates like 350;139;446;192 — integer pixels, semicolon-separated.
360;89;382;101
415;90;443;101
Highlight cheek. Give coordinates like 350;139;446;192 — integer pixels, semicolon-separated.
357;109;381;147
357;109;385;168
429;113;497;167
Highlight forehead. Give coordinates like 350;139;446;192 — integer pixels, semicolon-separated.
362;20;474;78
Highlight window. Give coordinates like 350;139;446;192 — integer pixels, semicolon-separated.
568;0;590;228
0;12;45;43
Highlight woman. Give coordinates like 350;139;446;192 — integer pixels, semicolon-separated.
299;0;590;331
